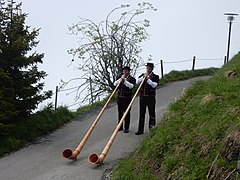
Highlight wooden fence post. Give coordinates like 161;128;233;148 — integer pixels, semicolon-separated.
160;59;164;78
89;77;94;105
224;56;227;64
192;56;196;71
55;86;58;111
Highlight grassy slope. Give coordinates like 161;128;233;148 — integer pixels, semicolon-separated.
112;53;240;179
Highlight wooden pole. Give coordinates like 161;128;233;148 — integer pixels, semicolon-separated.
88;77;146;165
89;76;94;104
160;60;164;78
192;56;196;71
224;56;227;64
54;86;58;111
62;80;122;160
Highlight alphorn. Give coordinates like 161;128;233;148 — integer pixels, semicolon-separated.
62;79;122;160
88;76;146;164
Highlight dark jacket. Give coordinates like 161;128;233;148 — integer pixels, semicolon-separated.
139;72;159;96
117;75;136;98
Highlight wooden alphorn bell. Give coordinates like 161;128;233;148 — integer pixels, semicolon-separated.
62;79;122;160
88;77;146;164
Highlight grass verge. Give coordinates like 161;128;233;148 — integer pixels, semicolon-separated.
112;53;240;179
0;106;74;157
74;94;116;115
159;67;219;85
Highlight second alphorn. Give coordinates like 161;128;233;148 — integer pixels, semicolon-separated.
62;79;122;160
88;76;146;164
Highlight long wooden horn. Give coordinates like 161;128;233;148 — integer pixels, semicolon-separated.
63;79;122;160
88;77;146;164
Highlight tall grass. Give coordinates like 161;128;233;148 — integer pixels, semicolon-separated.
112;53;240;179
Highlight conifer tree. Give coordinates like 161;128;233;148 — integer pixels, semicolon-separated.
0;0;52;122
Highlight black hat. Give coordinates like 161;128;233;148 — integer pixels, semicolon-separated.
122;66;131;71
145;62;154;68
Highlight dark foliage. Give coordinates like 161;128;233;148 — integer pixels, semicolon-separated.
0;1;52;123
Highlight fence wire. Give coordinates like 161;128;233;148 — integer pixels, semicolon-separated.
163;59;192;64
58;85;81;92
54;56;225;110
197;58;223;61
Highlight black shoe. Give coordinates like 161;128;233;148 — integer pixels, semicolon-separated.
124;129;129;133
118;128;123;131
135;131;144;135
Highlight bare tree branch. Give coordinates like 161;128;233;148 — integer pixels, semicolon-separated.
67;2;156;105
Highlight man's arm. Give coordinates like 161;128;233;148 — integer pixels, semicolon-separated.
113;78;121;86
146;74;159;88
124;80;134;89
146;79;158;88
136;77;144;85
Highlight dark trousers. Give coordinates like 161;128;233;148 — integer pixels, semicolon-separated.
137;96;156;133
117;97;131;130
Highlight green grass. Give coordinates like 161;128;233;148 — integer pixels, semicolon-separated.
159;67;219;85
0;106;74;157
112;53;240;179
75;94;116;115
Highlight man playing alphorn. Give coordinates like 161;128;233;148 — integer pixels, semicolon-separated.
114;66;136;133
135;62;159;135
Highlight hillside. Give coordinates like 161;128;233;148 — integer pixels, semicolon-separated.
112;53;240;179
